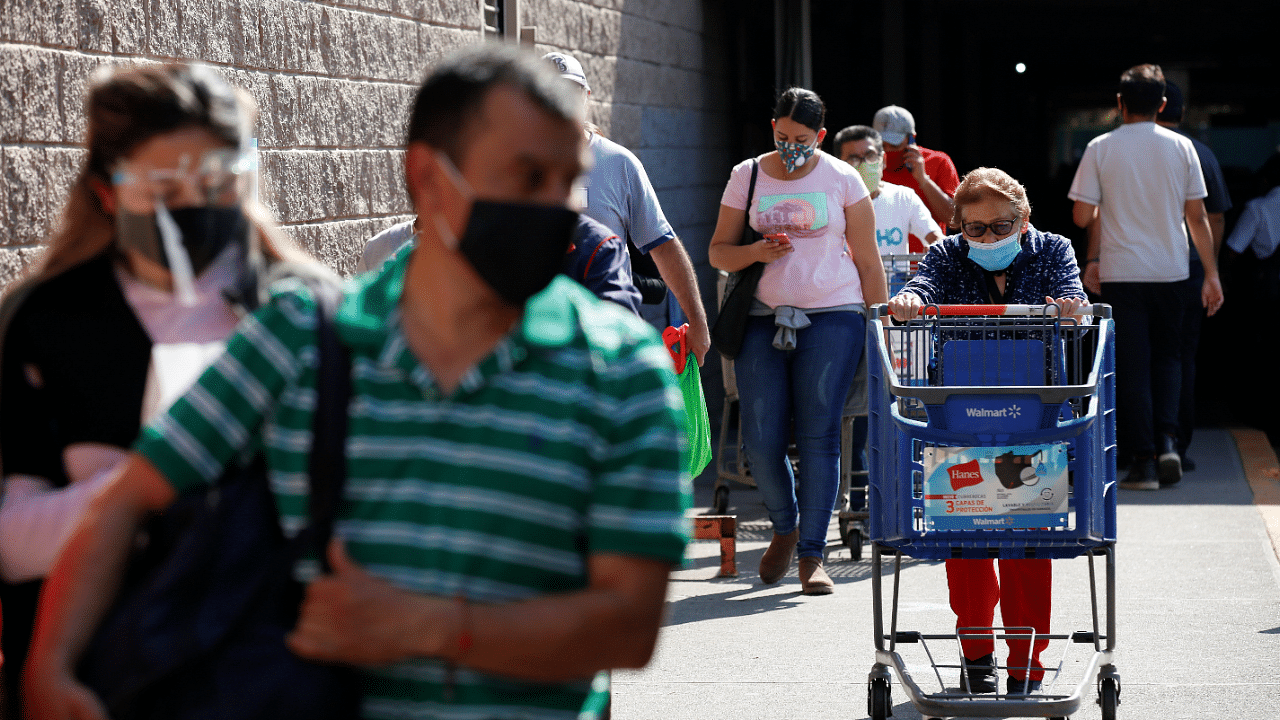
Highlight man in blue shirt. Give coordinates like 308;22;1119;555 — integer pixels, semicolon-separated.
543;52;710;366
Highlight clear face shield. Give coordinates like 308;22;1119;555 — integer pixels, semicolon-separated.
111;147;255;305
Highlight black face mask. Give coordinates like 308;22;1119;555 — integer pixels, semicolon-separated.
454;200;578;307
116;206;249;275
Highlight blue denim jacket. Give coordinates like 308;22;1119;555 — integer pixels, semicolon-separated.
899;225;1086;305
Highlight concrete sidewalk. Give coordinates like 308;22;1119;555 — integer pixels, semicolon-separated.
614;427;1280;720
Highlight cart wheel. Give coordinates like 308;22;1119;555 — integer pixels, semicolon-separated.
712;486;729;515
849;527;863;561
1099;677;1119;720
868;677;891;720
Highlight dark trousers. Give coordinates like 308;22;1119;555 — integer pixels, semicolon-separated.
1177;261;1205;455
1102;281;1185;458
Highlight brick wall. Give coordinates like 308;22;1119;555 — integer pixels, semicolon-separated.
532;0;735;309
2;0;735;304
531;1;737;432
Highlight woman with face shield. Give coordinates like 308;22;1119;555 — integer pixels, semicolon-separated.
887;167;1087;695
708;88;888;595
0;62;315;708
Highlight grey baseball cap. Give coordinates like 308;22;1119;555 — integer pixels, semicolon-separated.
873;105;916;145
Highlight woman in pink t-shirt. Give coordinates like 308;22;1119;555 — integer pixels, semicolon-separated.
709;88;887;595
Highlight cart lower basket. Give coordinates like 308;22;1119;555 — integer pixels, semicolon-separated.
869;543;1119;719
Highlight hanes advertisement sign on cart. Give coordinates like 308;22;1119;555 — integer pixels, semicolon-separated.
922;443;1069;531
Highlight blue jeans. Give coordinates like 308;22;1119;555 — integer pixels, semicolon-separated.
735;311;865;558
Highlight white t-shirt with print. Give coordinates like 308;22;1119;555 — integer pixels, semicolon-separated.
721;152;870;309
873;182;941;256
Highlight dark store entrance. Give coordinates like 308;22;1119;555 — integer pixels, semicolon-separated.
723;0;1280;442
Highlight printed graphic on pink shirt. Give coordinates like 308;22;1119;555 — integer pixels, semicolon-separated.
756;192;828;239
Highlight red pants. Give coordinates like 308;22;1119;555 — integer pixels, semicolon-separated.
946;558;1051;681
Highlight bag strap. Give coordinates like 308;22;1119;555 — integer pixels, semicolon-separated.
307;282;352;573
740;160;759;245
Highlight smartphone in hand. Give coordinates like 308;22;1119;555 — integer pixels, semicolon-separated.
764;232;791;244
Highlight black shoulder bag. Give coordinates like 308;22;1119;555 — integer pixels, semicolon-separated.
709;160;764;360
77;282;362;720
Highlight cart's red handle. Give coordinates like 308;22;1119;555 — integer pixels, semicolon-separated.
919;304;1098;317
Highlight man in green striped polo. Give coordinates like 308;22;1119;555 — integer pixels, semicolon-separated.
27;44;691;719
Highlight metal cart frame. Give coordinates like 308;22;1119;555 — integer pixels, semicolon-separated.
836;254;929;557
865;303;1120;720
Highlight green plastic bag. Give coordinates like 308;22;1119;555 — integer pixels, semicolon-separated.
664;325;713;478
578;671;610;720
679;360;713;477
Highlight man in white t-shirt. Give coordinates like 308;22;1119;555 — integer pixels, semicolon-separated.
834;125;941;255
1068;63;1224;491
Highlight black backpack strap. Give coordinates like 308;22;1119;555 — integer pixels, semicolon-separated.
306;281;352;573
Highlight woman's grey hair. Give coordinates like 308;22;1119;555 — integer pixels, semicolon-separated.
951;167;1032;227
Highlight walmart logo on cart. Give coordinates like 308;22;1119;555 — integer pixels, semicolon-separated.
972;517;1016;526
964;403;1022;419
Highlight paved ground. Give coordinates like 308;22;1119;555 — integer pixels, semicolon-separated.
613;427;1280;720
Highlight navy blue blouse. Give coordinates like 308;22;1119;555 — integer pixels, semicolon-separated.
899;225;1086;305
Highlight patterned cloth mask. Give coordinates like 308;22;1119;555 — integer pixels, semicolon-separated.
775;138;817;173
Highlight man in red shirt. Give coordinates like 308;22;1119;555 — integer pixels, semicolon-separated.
873;105;960;251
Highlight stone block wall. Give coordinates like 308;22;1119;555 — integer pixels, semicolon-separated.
3;0;735;303
2;0;458;288
533;0;736;295
532;1;738;433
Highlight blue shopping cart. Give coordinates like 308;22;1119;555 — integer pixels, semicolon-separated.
866;304;1120;720
881;253;926;297
838;253;930;559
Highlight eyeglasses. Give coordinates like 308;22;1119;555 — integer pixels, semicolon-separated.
843;149;882;166
112;149;252;208
961;217;1019;239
